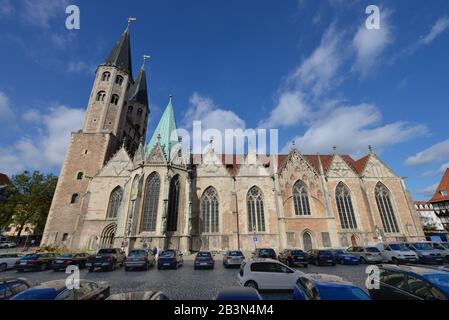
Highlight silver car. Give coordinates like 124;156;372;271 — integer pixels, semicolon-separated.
430;242;449;263
346;246;384;264
223;250;245;268
124;249;156;271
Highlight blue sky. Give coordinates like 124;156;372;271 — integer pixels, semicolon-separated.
0;0;449;200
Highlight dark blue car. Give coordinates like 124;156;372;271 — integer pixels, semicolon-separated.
293;274;371;300
332;249;360;265
157;250;184;270
214;287;263;300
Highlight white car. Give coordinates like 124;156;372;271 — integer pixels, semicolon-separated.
0;253;23;272
379;243;419;264
238;259;304;290
0;242;16;249
430;242;449;262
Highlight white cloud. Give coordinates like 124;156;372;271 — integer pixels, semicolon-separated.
420;16;449;45
352;10;393;77
0;106;84;175
418;184;438;197
406;139;449;166
21;0;68;29
0;90;14;122
288;103;427;156
67;61;96;74
259;91;310;128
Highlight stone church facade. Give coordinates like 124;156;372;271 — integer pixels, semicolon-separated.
41;27;425;253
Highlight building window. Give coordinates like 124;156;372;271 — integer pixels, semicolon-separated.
107;187;123;219
141;172;161;232
96;91;106;102
166;175;181;232
115;75;124;86
62;233;69;242
336;182;358;230
441;189;448;197
128;106;133;114
303;232;313;251
202;187;219;233
375;182;400;234
102;72;110;81
293;180;311;216
70;193;80;204
110;94;120;105
321;232;331;248
76;172;83;180
247;186;265;232
137;108;143;117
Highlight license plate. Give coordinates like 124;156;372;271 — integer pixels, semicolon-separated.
20;262;27;265
56;260;63;264
163;263;170;266
96;256;102;259
327;260;333;263
200;263;208;266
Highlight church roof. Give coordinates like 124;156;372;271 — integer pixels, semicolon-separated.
430;169;449;203
146;97;178;156
103;28;133;78
128;67;148;107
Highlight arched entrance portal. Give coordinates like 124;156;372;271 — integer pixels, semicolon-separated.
100;223;116;249
303;232;313;252
351;234;359;246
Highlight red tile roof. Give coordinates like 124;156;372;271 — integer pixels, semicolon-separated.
430;169;449;203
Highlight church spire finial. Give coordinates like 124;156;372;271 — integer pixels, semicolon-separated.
127;17;137;30
141;54;151;70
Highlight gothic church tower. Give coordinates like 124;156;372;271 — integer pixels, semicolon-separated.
42;26;149;246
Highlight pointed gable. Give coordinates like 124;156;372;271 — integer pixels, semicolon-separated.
327;154;358;178
146;142;168;165
103;28;133;77
361;154;396;178
430;169;449;203
97;147;133;177
196;148;230;176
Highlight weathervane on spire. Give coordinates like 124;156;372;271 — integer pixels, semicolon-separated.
142;55;151;69
127;17;137;28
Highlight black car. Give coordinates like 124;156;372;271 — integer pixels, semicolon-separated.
11;280;110;300
369;265;449;300
278;249;308;267
307;249;336;266
252;248;277;260
0;277;32;300
157;250;184;270
52;253;90;271
15;253;56;272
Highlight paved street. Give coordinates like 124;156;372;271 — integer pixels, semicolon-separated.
1;254;373;300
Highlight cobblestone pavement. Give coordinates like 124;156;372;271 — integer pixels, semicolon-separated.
2;252;447;300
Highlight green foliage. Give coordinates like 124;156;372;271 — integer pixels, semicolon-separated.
0;171;58;237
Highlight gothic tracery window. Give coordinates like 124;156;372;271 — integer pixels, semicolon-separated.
293;180;311;216
166;175;180;232
141;172;161;232
247;186;265;232
375;182;400;234
336;182;358;230
201;187;219;233
107;187;123;219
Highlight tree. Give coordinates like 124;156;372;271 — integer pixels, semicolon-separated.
0;171;58;240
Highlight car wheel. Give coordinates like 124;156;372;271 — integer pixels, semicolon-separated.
0;263;7;272
244;281;258;290
360;257;367;264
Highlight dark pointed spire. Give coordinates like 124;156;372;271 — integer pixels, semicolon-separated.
103;26;133;78
128;56;149;106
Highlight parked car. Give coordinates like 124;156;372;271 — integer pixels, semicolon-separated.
377;243;419;264
0;242;16;249
215;287;263;300
369;265;449;300
252;248;277;260
11;280;110;300
238;259;304;290
157;250;183;270
0;253;23;272
332;249;359;265
124;249;155;271
86;248;126;272
430;242;449;262
194;251;215;270
293;274;370;300
107;291;170;300
223;250;245;268
346;246;383;264
307;249;335;266
278;249;308;267
0;277;32;300
15;253;56;272
406;242;444;265
52;253;90;271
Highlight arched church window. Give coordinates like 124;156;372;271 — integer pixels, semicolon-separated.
247;186;265;232
107;187;123;219
76;172;83;180
110;94;120;105
70;193;79;204
375;182;400;233
115;75;124;86
293;180;311;216
336;182;358;230
102;72;110;81
96;91;106;102
141;172;161;232
166;175;181;232
303;232;313;251
201;187;219;233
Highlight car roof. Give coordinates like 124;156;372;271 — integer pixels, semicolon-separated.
305;274;356;287
248;258;280;263
380;264;449;276
216;287;262;300
0;277;30;283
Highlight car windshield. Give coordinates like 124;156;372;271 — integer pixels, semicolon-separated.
320;287;370;300
98;249;116;254
21;254;38;260
228;251;243;256
129;250;146;257
366;247;380;253
389;244;409;251
320;251;333;256
160;251;175;257
60;254;74;258
259;249;275;256
334;250;345;255
291;250;305;256
197;252;212;257
440;243;449;249
412;243;433;250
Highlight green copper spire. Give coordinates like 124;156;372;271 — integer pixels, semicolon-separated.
146;96;179;156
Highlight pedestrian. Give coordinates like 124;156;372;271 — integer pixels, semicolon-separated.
152;246;157;257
